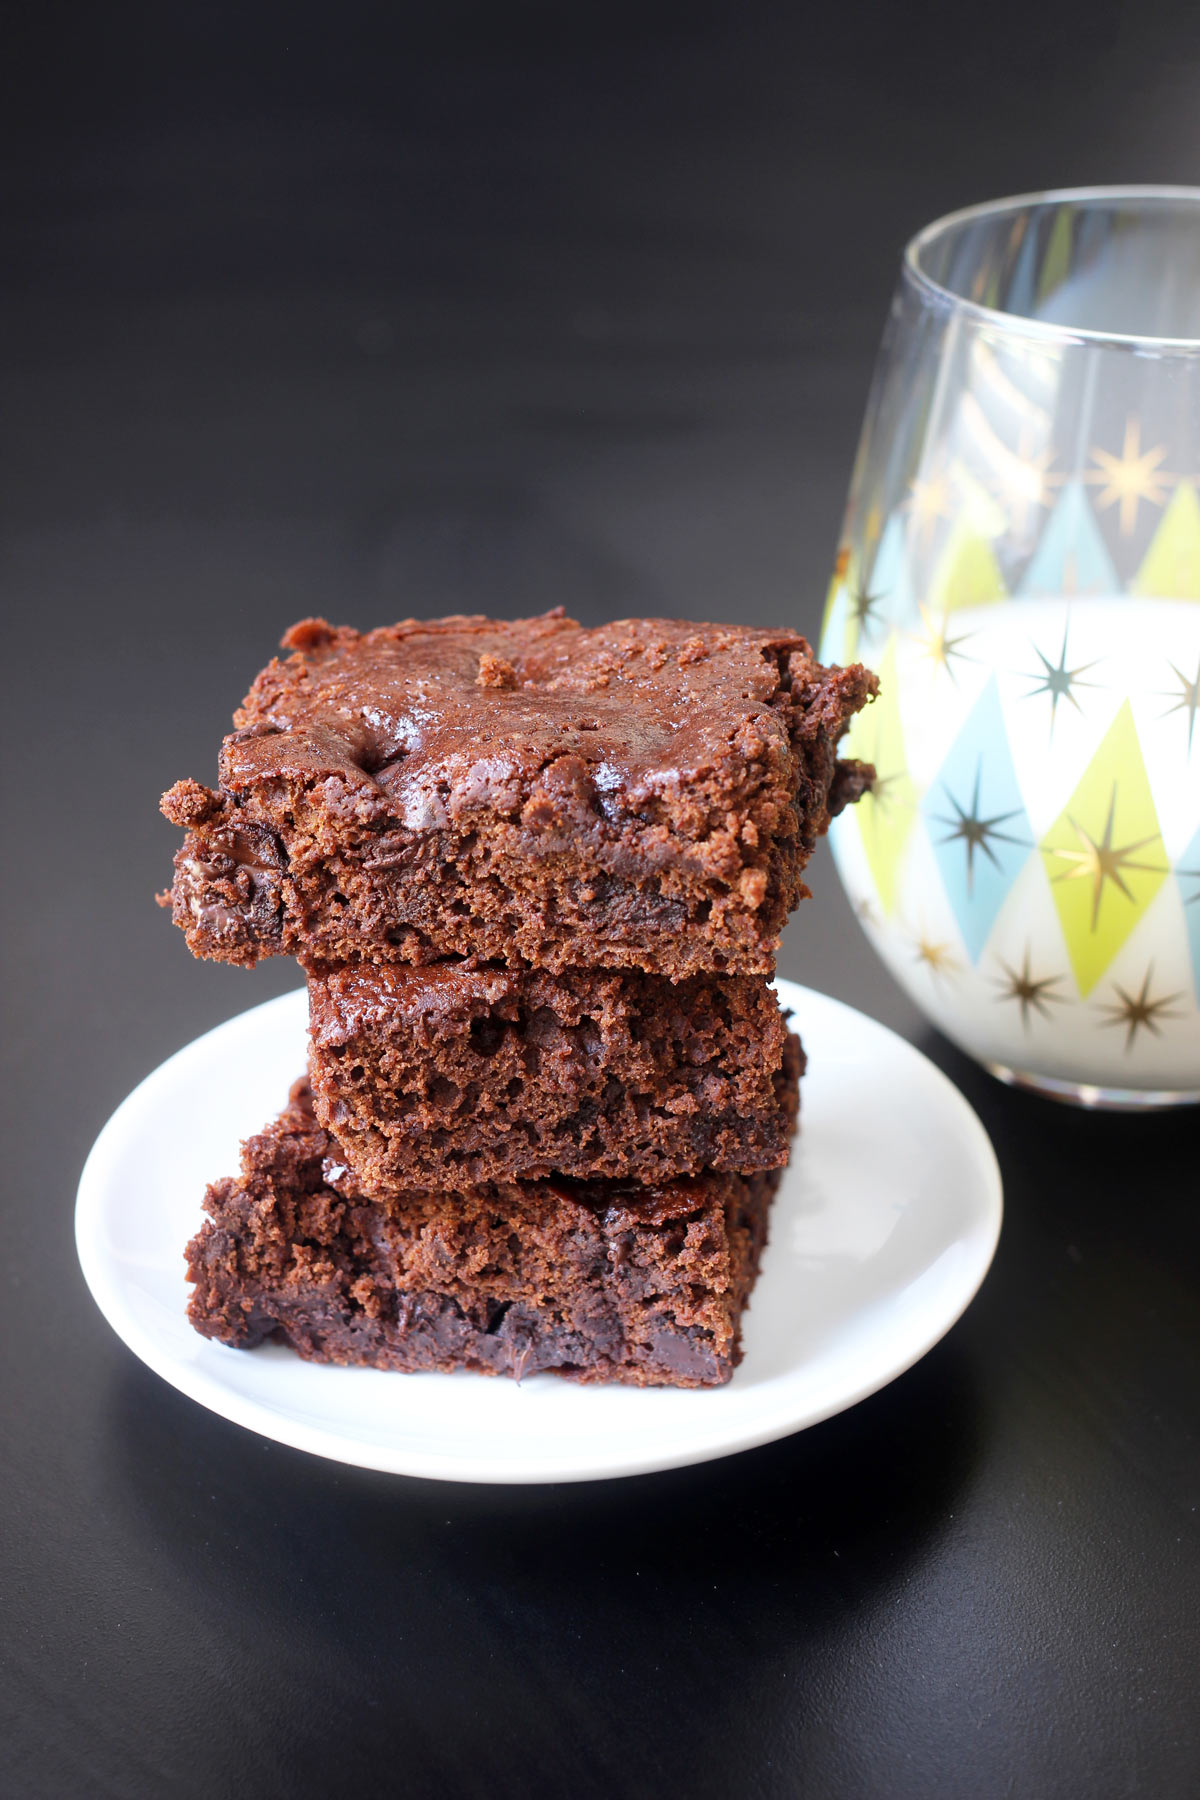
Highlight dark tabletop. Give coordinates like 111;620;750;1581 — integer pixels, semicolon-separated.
3;4;1198;1796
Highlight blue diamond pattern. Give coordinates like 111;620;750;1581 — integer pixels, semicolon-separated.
867;511;918;633
818;578;848;666
1179;821;1200;1002
1017;481;1118;598
922;676;1033;962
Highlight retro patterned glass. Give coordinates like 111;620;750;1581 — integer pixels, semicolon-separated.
824;187;1200;1106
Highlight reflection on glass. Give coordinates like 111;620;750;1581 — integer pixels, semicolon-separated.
824;188;1200;1106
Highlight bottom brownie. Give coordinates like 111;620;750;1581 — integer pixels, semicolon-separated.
186;1082;781;1387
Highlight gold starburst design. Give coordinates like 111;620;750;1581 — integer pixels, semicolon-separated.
1095;965;1186;1051
1156;654;1200;755
912;932;959;978
931;760;1027;896
990;945;1068;1029
1086;417;1172;537
865;768;912;823
1022;621;1102;738
849;585;884;634
910;603;977;686
906;466;954;548
1046;782;1167;932
994;433;1062;539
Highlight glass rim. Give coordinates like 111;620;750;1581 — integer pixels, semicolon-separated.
903;184;1200;353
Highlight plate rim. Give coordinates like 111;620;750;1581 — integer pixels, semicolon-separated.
75;981;1003;1485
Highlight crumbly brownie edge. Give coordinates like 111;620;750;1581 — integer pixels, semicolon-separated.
305;964;800;1191
160;613;876;973
161;815;805;974
186;1084;779;1389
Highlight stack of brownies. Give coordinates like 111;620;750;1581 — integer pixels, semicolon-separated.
161;611;875;1387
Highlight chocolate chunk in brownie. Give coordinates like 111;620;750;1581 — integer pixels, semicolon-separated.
306;961;802;1193
186;1082;779;1388
161;611;876;978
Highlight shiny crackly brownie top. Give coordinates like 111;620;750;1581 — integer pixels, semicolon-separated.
216;609;860;818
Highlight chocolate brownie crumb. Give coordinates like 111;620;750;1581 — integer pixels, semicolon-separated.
306;960;802;1192
162;611;876;976
186;1082;780;1388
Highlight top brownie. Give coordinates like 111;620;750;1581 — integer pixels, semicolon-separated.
161;610;875;979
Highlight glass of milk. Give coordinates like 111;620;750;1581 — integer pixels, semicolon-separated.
824;187;1200;1106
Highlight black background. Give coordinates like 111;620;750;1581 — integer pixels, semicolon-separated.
3;3;1199;1795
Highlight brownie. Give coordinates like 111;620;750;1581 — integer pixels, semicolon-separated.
186;1083;779;1388
306;961;803;1193
161;611;875;978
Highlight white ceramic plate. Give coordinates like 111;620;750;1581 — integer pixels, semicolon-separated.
76;981;1001;1484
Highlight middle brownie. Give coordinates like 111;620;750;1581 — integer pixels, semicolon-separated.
307;962;800;1195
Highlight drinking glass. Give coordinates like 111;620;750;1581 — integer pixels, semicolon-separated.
823;187;1200;1106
